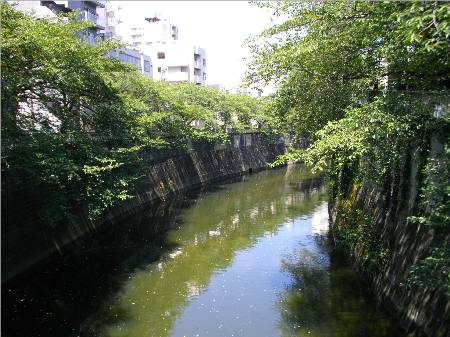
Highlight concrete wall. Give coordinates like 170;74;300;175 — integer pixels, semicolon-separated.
329;139;449;337
2;133;286;283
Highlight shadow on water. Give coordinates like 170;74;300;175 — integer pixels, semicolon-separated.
2;195;188;337
1;165;406;337
277;238;406;337
2;169;295;337
77;166;326;337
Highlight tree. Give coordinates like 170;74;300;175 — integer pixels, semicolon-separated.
2;3;147;223
245;0;450;139
1;2;274;225
247;0;450;292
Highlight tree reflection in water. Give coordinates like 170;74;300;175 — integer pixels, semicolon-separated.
278;236;405;337
3;165;406;337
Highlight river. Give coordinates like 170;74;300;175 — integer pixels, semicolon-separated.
2;164;406;337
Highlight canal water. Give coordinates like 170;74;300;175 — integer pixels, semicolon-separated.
2;165;406;337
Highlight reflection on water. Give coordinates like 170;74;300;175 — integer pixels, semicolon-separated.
2;165;405;337
278;241;402;337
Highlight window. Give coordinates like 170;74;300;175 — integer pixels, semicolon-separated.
157;52;165;59
118;52;140;67
158;67;161;72
203;59;206;66
144;61;151;72
203;73;206;80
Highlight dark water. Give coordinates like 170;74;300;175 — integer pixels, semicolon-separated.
2;165;406;337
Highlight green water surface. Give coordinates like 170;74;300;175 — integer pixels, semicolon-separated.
80;165;405;337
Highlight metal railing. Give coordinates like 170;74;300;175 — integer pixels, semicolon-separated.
79;10;99;25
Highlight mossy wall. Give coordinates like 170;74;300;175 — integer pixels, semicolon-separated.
329;137;449;337
2;133;287;283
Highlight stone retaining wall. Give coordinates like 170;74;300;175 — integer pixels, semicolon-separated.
329;137;449;337
2;133;287;282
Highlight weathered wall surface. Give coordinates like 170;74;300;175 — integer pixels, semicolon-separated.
329;140;449;337
2;133;287;282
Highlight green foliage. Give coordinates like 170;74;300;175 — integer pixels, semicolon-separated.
332;185;390;275
247;0;450;293
268;146;303;168
303;93;447;178
1;3;271;224
413;144;450;229
172;83;280;135
405;143;450;294
2;2;137;223
403;242;450;296
246;1;450;138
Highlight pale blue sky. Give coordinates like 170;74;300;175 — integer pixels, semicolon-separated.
114;1;274;89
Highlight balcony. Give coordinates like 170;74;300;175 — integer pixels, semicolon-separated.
194;60;201;69
79;10;97;23
79;10;104;29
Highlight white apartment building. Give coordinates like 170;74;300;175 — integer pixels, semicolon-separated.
141;16;206;85
32;1;107;43
147;42;206;85
127;15;179;49
98;3;129;42
107;10;207;86
15;1;153;78
108;48;153;78
14;1;106;44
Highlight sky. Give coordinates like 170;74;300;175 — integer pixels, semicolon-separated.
114;1;275;90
